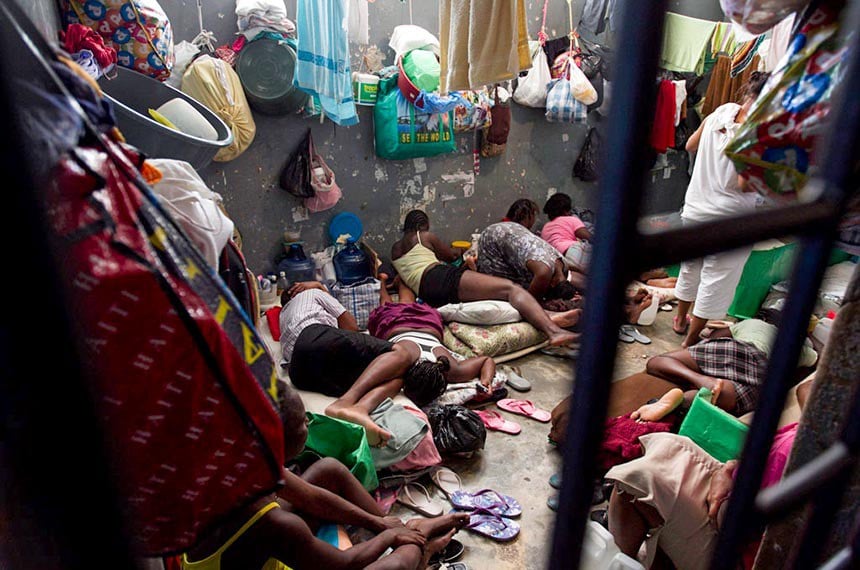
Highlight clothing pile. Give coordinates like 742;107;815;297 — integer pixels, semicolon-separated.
236;0;296;41
59;23;117;79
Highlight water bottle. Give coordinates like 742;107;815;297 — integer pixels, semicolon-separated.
277;242;317;284
333;241;371;285
276;271;289;296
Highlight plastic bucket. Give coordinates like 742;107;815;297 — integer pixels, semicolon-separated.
236;38;308;115
98;67;233;170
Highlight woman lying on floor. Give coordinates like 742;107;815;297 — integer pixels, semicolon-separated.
645;313;819;416
390;209;580;347
603;377;813;570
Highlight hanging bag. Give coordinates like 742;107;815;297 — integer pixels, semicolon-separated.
573;126;602;181
480;85;511;157
279;128;315;198
305;135;343;213
513;43;551;108
545;63;587;123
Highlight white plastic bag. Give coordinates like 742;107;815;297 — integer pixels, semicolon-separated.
568;61;598;105
719;0;809;34
513;46;551;108
165;41;200;89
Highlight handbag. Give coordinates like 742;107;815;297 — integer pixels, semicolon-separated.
573;126;601;181
480;85;511;158
279;128;315;198
513;43;552;108
545;64;588;123
305;136;342;213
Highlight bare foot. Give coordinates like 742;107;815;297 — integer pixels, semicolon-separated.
420;529;457;567
711;379;724;406
646;277;678;288
379;272;389;283
548;329;581;347
326;403;392;447
625;294;653;324
406;512;470;537
639;269;669;281
631;388;685;422
549;308;582;329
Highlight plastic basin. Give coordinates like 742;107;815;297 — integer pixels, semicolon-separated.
98;66;233;170
236;38;308;115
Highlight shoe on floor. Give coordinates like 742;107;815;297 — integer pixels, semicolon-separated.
618;328;635;343
620;324;651;344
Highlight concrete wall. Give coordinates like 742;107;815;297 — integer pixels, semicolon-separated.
141;1;718;272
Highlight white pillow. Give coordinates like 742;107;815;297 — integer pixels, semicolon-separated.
437;300;521;325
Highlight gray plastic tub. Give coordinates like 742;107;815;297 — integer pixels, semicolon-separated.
98;67;233;170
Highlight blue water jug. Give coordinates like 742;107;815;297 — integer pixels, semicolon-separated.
277;242;317;284
334;241;371;285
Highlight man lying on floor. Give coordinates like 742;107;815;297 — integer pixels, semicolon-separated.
645;314;819;416
181;387;469;570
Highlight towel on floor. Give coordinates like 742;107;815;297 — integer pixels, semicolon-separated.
295;0;358;125
439;0;530;93
660;12;717;73
369;398;429;469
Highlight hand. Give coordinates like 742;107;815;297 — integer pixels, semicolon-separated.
706;460;738;522
464;254;477;271
288;281;323;297
379;516;405;531
385;527;426;548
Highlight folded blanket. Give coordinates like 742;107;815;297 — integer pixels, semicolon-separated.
446;320;546;357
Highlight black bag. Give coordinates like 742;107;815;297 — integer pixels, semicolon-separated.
573;127;601;182
279;128;315;198
424;404;487;455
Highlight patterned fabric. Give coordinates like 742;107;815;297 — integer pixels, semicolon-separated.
447;321;546;357
688;337;767;416
443;326;476;357
329;277;381;330
477;222;561;289
279;289;346;366
545;74;587;123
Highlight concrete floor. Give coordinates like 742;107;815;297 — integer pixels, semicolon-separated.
389;308;688;570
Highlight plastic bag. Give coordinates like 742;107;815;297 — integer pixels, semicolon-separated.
305;141;342;213
719;0;810;35
165;41;200;89
574;127;602;182
423;404;487;455
513;44;551;108
568;60;598;105
297;413;379;491
279;128;315;198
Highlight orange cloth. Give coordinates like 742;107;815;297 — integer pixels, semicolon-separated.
702;54;761;117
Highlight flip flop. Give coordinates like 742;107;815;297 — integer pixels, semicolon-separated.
431;467;463;501
450;489;522;517
673;314;691;335
433;563;468;570
501;365;531;392
461;508;520;542
396;482;444;517
428;538;465;565
620;324;651;345
659;303;674;311
547;494;559;511
549;473;562;489
540;346;580;359
618;328;635;343
497;399;552;423
637;294;661;326
474;410;521;435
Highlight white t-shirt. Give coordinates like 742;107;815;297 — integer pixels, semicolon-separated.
279;289;346;366
682;103;760;222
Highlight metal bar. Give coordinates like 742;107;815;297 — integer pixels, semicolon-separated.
710;2;860;565
0;2;138;568
818;511;860;570
548;0;668;567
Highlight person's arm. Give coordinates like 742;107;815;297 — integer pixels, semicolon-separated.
686;120;706;153
574;226;593;241
288;281;328;296
337;311;359;332
707;460;738;529
526;259;553;299
277;470;389;532
447;355;495;389
646;352;738;412
268;510;425;570
426;231;463;263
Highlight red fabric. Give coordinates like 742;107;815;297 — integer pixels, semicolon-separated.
61;23;117;69
598;414;673;471
266;305;282;340
650;80;677;154
47;141;285;555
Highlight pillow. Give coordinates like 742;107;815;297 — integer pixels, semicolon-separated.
437;300;522;325
443;326;476;357
448;321;546;357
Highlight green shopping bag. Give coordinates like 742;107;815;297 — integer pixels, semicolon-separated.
297;413;378;491
373;74;455;160
678;388;749;463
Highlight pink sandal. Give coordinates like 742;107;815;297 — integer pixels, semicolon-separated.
673;314;691;335
496;399;552;423
475;410;521;435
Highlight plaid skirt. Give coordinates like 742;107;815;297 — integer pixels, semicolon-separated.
688;338;767;416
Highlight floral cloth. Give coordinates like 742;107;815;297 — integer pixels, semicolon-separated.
477;222;561;289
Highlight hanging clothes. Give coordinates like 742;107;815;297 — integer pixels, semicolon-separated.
439;0;531;93
701;21;739;75
702;54;761;117
650;80;676;154
672;79;687;126
294;0;358;126
730;34;765;76
347;0;370;44
660;12;717;73
580;0;610;34
762;13;796;71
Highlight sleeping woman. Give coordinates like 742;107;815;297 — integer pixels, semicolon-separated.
390;210;580;347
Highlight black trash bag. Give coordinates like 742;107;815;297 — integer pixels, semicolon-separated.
279;128;315;198
573;127;602;182
424;404;487;455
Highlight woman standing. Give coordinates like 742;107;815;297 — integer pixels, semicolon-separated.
674;71;770;347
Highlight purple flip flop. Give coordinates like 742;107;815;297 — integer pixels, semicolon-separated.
450;489;522;518
461;507;520;542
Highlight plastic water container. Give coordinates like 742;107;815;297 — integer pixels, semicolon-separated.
580;521;644;570
278;243;317;284
334;242;371;285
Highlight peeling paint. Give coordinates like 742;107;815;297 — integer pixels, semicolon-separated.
440;170;475;198
441;193;458;202
546;187;558;200
562;133;569;142
352;169;360;177
374;165;388;183
413;157;427;173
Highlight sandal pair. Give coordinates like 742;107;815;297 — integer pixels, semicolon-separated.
459;507;520;542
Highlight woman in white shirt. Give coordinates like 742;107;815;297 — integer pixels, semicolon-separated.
673;71;770;347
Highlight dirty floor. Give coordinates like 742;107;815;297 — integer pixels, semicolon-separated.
388;308;687;570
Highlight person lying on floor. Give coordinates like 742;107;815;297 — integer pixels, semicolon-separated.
182;387;469;570
540;193;592;278
390;209;579;347
603;377;813;570
645;315;818;416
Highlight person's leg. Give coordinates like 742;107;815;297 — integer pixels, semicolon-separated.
327;379;405;446
458;270;578;346
685;247;751;348
608;487;664;558
674;257;703;334
567;268;588;291
624;293;653;324
302;457;384;517
547;308;582;329
646;350;737;411
378;272;393;305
